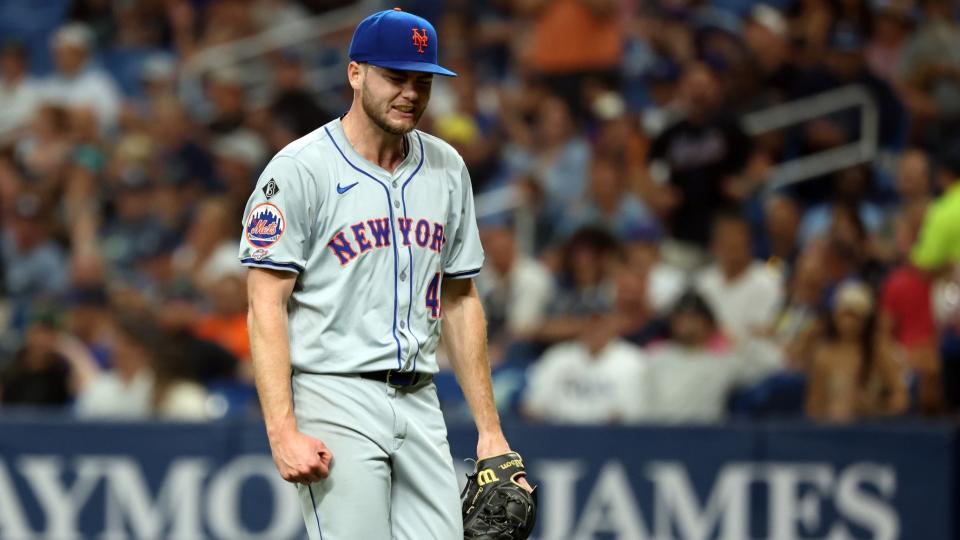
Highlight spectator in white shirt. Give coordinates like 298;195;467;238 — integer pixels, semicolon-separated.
695;212;784;343
521;264;669;424
0;42;39;140
640;291;782;423
522;315;646;425
476;220;555;348
38;23;121;134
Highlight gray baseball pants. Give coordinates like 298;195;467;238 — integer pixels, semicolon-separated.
292;373;463;539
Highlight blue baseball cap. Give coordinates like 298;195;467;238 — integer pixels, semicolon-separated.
348;8;457;77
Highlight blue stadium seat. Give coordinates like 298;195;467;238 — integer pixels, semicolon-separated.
205;379;258;418
729;371;808;419
0;0;70;76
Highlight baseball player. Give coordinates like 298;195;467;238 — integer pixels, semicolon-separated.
240;9;532;540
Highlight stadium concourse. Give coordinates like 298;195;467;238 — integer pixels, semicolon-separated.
0;0;958;427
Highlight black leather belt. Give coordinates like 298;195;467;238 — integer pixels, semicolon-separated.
359;370;433;389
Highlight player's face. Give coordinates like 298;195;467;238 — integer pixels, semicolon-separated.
360;65;432;135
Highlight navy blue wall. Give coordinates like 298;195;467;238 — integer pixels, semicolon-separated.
0;418;955;539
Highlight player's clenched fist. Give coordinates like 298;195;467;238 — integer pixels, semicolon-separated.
269;429;333;484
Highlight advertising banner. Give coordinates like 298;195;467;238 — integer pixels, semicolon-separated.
0;418;954;539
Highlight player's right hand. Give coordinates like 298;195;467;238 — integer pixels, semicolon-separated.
270;429;333;484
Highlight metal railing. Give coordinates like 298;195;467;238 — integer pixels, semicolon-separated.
177;0;383;106
475;84;880;219
741;84;879;192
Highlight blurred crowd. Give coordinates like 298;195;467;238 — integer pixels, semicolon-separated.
1;0;959;425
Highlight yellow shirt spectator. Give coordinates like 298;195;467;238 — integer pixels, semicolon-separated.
911;182;960;271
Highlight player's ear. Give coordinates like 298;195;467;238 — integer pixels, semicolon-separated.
347;61;364;91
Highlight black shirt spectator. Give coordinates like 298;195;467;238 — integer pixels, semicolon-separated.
648;64;752;246
269;52;333;139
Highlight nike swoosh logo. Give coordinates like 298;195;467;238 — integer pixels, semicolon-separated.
336;181;359;194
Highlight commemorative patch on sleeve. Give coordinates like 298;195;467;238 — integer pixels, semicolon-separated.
245;203;285;248
262;178;279;199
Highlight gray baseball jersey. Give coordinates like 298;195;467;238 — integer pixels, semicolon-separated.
238;117;484;375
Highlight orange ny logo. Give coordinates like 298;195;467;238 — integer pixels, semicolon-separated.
411;28;428;53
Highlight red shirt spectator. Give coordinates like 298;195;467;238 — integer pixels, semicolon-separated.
881;264;936;348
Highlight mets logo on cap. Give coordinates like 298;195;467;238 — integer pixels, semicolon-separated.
412;27;428;53
245;203;285;248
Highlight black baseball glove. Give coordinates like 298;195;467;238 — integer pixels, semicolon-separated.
461;452;537;540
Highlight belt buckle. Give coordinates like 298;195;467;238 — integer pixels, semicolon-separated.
385;370;422;389
385;370;405;389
